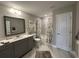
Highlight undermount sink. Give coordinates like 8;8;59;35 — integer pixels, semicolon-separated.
0;38;21;45
0;40;10;44
0;40;9;43
0;39;15;44
0;40;10;46
0;43;4;46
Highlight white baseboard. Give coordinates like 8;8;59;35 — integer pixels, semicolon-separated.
51;45;57;48
51;45;77;58
70;50;78;58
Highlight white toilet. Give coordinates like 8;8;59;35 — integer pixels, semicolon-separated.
34;38;41;48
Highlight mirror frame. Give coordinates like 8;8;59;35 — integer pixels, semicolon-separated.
4;16;25;36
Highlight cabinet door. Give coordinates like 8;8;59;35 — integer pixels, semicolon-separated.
27;37;35;51
14;39;27;57
14;36;35;57
0;44;14;58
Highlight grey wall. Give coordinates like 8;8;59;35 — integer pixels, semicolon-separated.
0;5;37;40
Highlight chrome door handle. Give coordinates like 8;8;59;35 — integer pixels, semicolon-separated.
57;33;60;35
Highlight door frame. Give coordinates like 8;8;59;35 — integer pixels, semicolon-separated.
53;4;76;51
55;12;72;51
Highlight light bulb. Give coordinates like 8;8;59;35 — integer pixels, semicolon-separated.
10;8;21;15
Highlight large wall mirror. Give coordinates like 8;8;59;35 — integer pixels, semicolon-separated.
4;16;25;36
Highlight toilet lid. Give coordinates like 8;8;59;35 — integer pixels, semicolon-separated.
34;38;40;41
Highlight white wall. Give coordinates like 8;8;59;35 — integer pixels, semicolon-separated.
0;5;37;40
76;2;79;34
75;2;79;56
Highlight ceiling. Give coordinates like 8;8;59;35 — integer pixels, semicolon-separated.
0;1;76;17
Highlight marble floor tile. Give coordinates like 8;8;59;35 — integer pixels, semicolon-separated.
23;43;74;58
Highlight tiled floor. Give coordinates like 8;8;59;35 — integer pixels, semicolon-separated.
50;46;74;58
23;43;74;58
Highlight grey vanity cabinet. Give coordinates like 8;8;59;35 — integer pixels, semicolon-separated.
27;37;35;51
0;36;35;58
14;36;35;57
0;43;14;58
14;39;28;57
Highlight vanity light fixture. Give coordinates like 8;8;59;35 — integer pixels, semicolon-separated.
10;8;21;15
44;14;48;17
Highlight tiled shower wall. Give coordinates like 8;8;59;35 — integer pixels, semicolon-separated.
28;16;37;34
37;13;54;44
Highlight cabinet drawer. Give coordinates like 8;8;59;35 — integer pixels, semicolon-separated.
0;43;14;58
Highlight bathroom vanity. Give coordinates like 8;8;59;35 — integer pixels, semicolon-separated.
0;34;35;58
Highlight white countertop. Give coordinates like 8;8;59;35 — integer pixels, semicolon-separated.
0;34;36;46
